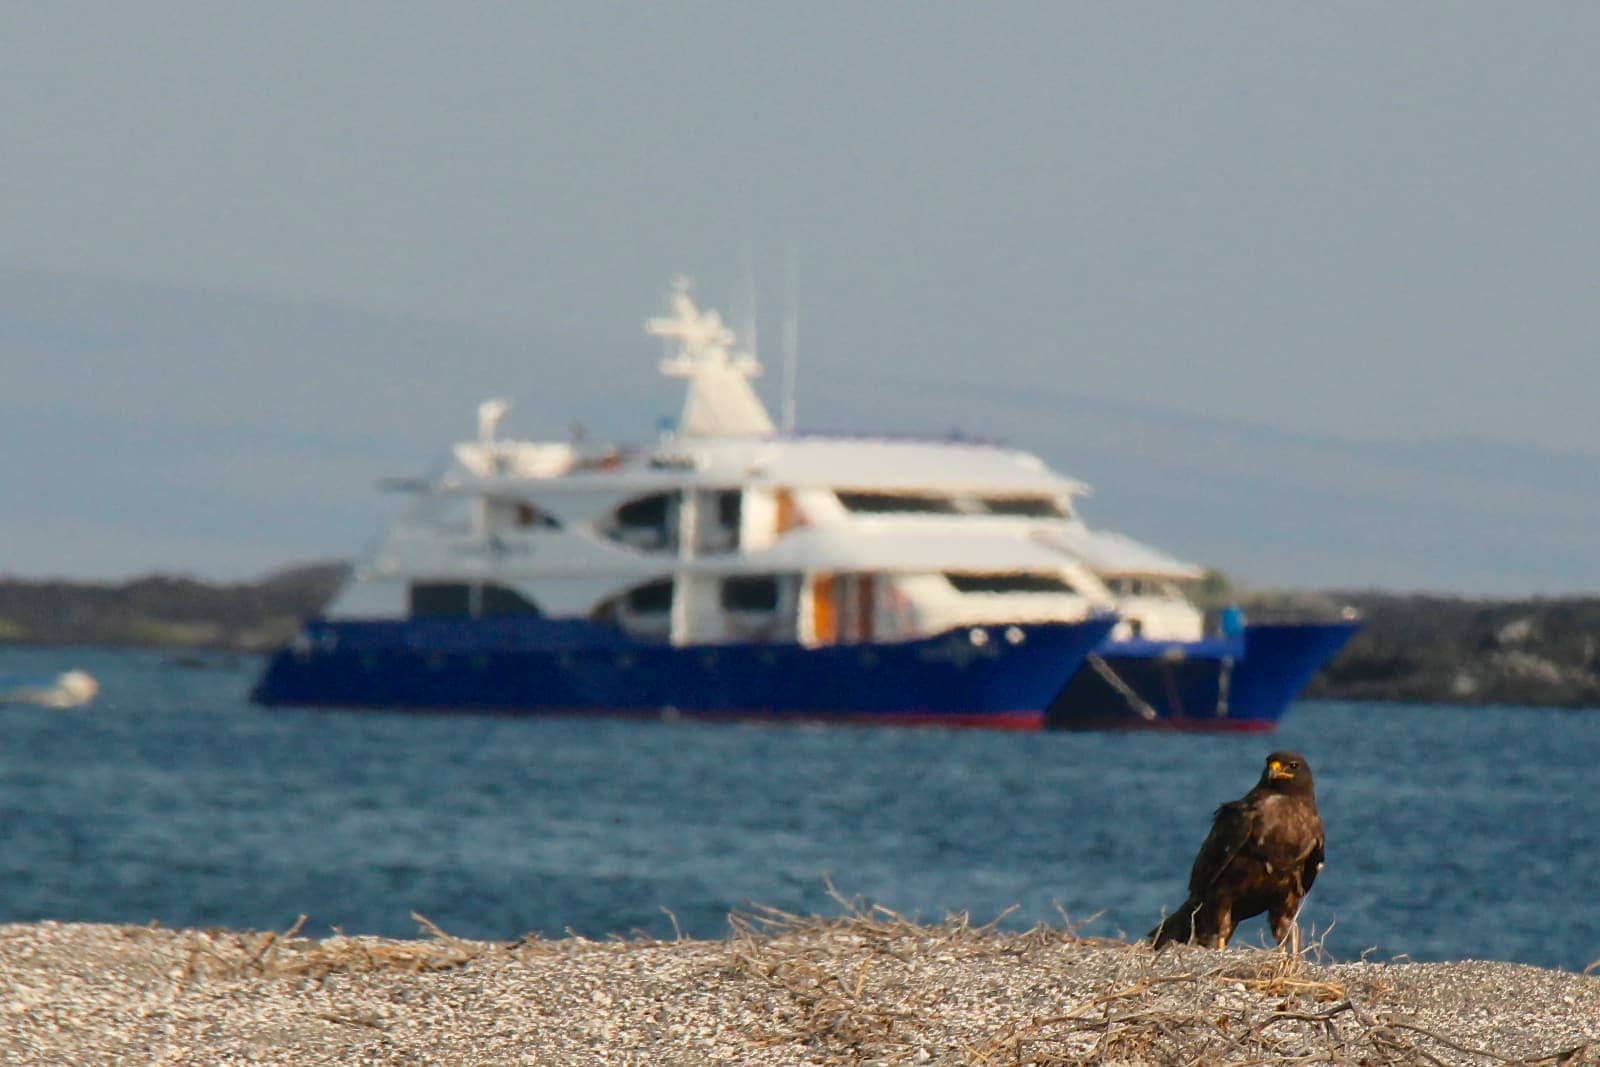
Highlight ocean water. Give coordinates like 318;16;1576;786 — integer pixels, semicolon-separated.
2;645;1597;972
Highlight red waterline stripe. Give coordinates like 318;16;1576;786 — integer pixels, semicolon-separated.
1054;716;1278;734
645;708;1046;731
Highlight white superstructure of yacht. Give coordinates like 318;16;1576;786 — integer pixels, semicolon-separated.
326;279;1200;648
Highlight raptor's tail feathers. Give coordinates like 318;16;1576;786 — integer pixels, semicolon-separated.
1148;898;1205;949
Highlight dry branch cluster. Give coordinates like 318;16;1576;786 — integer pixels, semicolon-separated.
1;912;1596;1066
716;903;1596;1066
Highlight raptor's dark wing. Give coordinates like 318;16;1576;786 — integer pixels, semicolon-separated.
1299;808;1326;893
1187;797;1259;895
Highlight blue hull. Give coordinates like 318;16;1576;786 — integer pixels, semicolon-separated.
251;616;1118;730
1045;621;1360;732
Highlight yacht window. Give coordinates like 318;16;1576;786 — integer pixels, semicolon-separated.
480;583;542;616
980;495;1067;518
625;579;674;615
945;572;1078;595
410;583;472;617
617;493;671;528
836;491;959;515
409;582;543;618
716;490;742;529
609;493;675;551
1109;576;1157;596
721;575;780;613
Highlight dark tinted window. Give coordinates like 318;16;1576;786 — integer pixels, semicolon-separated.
617;494;671;527
625;579;674;614
980;496;1066;518
717;490;742;528
945;572;1077;595
721;575;779;612
481;583;542;616
410;583;471;617
837;491;959;514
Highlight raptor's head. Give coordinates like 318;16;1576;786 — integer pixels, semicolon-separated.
1260;750;1315;795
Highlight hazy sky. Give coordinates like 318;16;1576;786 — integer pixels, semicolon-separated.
2;5;1596;590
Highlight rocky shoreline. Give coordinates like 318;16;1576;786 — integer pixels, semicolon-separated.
0;564;348;654
3;912;1595;1066
1;565;1597;709
1296;589;1600;708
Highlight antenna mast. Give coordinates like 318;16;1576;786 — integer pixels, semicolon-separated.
781;252;798;433
739;243;759;365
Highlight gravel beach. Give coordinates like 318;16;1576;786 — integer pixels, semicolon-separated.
3;911;1596;1065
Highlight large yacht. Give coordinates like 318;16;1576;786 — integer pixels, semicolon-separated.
253;280;1355;730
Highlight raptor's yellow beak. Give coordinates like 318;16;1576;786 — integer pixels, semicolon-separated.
1268;760;1293;780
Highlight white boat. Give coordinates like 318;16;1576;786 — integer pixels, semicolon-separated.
0;670;99;709
254;279;1354;730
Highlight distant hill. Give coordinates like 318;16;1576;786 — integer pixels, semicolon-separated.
1300;590;1600;708
1;566;1595;709
1193;584;1599;708
0;562;348;651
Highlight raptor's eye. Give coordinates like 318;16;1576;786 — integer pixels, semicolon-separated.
1288;761;1300;771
